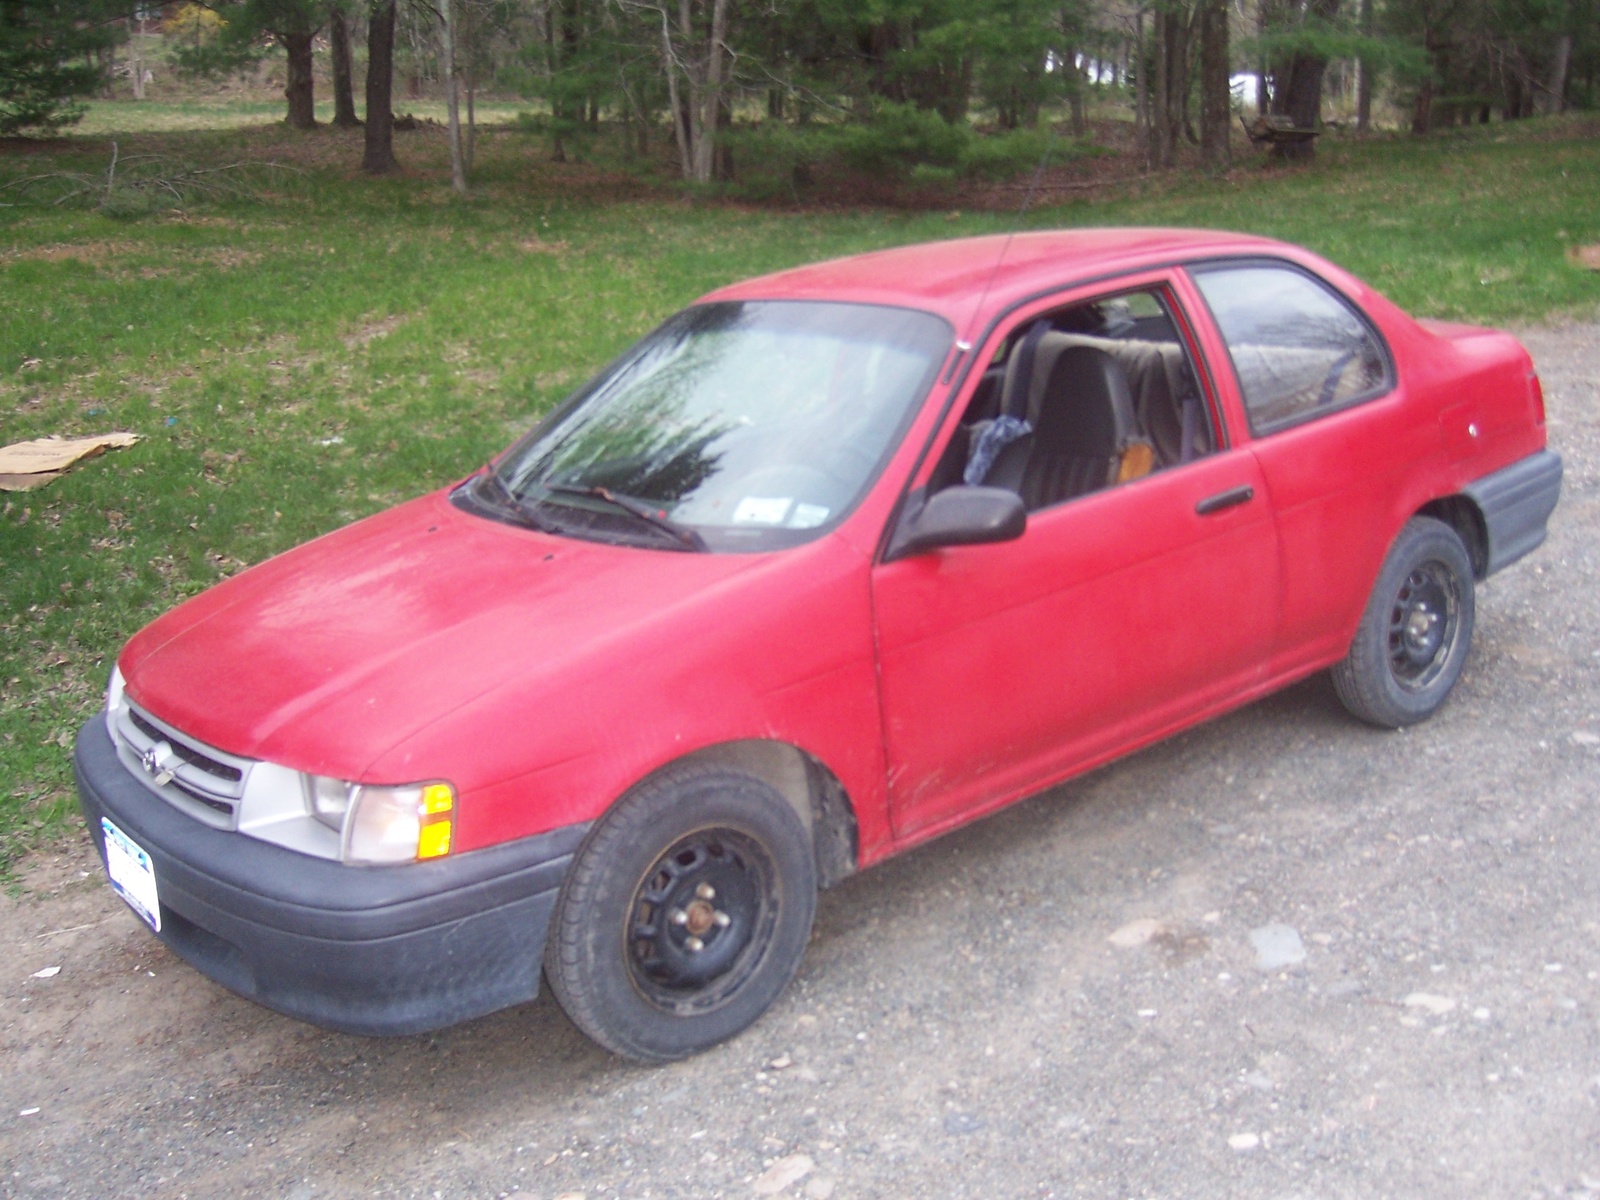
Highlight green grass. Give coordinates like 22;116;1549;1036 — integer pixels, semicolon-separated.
2;114;1597;866
72;98;534;135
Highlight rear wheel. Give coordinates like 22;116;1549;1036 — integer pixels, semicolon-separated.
1332;516;1475;728
544;762;817;1062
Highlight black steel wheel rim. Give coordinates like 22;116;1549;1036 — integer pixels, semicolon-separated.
626;827;778;1013
1386;560;1460;691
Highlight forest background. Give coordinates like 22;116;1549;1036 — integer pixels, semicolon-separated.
4;0;1597;187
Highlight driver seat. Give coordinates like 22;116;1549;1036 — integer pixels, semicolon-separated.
985;345;1152;511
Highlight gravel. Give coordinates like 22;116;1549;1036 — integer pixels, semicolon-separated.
2;322;1596;1200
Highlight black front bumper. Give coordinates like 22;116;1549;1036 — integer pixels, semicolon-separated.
75;717;587;1037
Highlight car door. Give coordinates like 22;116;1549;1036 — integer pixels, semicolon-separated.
870;277;1280;843
1183;260;1406;679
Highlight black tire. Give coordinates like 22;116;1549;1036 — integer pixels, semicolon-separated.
544;762;817;1062
1332;516;1476;728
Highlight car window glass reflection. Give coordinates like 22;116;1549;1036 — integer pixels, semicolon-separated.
489;301;951;552
1192;264;1391;432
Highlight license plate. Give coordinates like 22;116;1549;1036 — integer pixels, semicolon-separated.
102;817;161;933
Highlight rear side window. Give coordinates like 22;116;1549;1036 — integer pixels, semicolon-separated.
1192;263;1391;433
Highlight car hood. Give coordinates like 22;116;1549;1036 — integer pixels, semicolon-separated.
120;487;766;780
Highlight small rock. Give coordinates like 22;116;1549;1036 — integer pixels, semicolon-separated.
30;967;60;979
768;1053;793;1071
1228;1132;1261;1151
1108;918;1168;948
943;1112;986;1135
19;1107;41;1117
1571;731;1600;746
804;1178;836;1200
1250;924;1306;971
1403;993;1456;1015
752;1153;814;1195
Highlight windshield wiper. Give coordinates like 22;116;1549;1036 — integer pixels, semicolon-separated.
538;483;708;552
476;470;560;535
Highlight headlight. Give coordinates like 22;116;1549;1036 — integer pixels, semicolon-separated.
302;776;455;864
104;665;126;740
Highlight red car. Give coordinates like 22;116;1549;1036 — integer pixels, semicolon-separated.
76;229;1561;1061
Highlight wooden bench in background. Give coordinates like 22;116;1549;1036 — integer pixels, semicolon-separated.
1241;114;1321;150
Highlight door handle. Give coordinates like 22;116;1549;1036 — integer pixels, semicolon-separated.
1195;485;1255;515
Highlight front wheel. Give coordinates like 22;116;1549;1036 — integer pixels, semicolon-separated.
1332;516;1475;728
544;763;817;1062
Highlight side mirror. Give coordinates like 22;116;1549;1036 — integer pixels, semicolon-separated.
885;486;1026;561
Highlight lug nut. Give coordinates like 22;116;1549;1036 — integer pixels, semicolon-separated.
685;936;704;952
669;909;688;926
713;911;731;928
696;883;716;901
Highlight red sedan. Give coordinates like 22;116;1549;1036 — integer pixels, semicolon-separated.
76;229;1562;1061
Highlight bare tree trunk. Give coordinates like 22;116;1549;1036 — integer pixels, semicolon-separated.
690;0;730;184
362;0;400;173
283;31;317;129
1269;0;1338;160
439;0;468;192
131;12;146;101
1411;74;1433;133
658;7;692;177
1134;16;1151;165
463;0;476;175
1356;0;1373;131
1199;0;1230;169
331;9;362;127
1541;35;1572;114
1150;5;1184;169
1255;1;1269;112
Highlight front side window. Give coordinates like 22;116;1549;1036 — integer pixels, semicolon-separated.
1191;263;1391;433
929;286;1216;512
477;301;951;552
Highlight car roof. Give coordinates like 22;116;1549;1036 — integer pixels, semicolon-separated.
702;227;1295;332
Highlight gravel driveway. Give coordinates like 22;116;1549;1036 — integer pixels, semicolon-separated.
3;322;1597;1200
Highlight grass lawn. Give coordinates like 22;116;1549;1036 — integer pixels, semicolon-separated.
2;113;1598;867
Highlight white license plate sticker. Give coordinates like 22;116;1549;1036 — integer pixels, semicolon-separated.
101;817;161;932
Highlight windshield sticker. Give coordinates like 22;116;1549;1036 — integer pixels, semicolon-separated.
788;503;830;529
733;496;793;525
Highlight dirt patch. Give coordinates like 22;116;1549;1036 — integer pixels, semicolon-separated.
341;314;408;349
516;235;569;255
7;241;140;266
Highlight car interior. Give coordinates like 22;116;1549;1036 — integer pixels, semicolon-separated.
928;289;1216;512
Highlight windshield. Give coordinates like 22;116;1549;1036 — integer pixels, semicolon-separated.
480;301;952;552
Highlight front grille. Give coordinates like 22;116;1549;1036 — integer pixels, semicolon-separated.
111;702;255;830
129;709;244;782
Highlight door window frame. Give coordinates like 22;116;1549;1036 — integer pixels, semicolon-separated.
1183;256;1397;437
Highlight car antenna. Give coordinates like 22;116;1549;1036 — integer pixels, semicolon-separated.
952;118;1063;377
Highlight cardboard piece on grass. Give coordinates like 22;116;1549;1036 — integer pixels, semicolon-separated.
1569;245;1600;271
0;432;141;492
